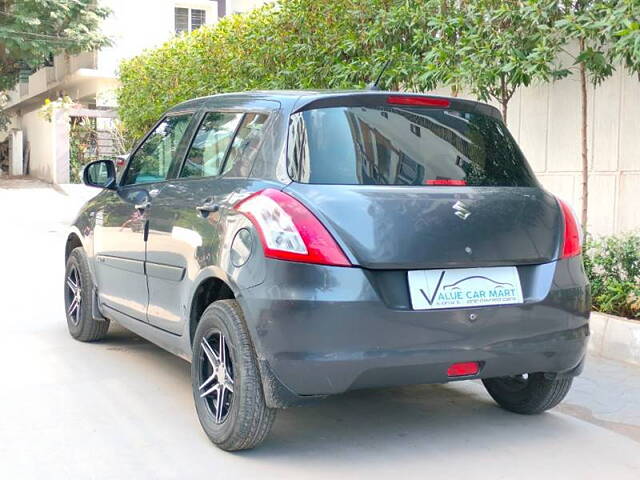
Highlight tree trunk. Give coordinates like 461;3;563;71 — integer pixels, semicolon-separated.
499;74;508;123
579;39;589;236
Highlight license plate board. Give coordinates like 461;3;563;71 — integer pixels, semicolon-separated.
408;266;523;310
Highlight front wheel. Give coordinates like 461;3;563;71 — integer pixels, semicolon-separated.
482;373;572;414
64;247;109;342
191;300;276;451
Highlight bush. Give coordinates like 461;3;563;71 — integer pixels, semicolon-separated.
118;0;401;140
69;118;98;183
117;0;584;140
584;233;640;319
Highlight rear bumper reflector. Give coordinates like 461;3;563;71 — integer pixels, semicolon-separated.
447;361;480;377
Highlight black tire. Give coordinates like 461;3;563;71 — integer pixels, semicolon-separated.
482;373;573;414
64;247;110;342
191;299;276;451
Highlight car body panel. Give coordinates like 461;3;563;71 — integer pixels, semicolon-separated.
284;184;563;269
90;186;155;320
239;256;589;395
145;177;271;334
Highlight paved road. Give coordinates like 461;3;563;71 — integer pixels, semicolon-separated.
1;181;640;479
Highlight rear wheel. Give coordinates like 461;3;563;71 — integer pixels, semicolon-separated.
64;247;110;342
482;373;572;414
191;300;276;451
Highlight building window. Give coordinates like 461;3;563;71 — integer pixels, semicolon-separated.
191;8;206;30
175;7;206;34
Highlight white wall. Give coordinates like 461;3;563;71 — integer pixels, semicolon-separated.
97;0;218;77
507;70;640;237
20;108;71;183
21;109;56;182
228;0;268;14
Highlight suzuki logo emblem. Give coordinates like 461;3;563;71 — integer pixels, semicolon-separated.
453;201;471;220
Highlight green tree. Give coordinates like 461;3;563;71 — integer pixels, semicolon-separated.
556;0;615;234
604;0;640;81
0;0;111;92
354;0;459;94
450;0;569;123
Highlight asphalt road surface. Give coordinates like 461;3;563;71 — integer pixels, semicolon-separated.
1;180;639;479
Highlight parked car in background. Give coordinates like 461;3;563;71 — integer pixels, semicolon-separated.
64;91;591;451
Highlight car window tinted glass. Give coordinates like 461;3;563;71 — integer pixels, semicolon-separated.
288;106;537;187
222;113;269;174
123;115;192;185
180;112;243;179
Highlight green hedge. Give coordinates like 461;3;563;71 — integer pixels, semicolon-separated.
118;0;405;139
584;233;640;319
118;0;639;139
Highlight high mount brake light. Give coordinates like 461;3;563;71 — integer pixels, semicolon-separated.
234;189;351;267
557;198;582;258
425;179;467;186
387;96;451;108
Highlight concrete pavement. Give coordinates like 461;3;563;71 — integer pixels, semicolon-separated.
1;182;639;479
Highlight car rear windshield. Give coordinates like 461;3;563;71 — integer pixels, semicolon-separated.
287;105;537;187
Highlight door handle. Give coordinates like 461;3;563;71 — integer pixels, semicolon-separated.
135;200;151;211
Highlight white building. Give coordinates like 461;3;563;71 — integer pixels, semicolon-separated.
1;0;267;183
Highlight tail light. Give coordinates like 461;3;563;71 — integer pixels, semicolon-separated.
557;198;582;258
234;189;351;267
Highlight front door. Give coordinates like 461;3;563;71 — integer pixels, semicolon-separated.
145;111;269;334
93;113;193;321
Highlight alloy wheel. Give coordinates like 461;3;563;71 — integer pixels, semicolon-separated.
198;331;234;424
65;265;82;326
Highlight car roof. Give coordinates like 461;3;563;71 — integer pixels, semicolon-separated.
167;90;501;119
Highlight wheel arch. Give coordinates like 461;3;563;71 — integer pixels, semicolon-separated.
188;275;236;349
65;231;84;261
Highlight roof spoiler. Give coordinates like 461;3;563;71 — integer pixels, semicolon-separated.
291;93;501;119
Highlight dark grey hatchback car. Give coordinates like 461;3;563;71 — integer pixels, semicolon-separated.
65;90;590;450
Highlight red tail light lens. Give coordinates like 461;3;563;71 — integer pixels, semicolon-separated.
557;198;582;258
235;189;351;267
425;179;467;186
387;95;450;107
447;362;480;377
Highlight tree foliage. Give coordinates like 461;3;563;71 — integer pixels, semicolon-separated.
604;0;640;81
118;0;638;141
445;0;569;121
0;0;111;91
120;0;552;137
119;0;398;139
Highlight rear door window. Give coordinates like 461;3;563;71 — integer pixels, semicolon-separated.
180;111;244;179
222;113;269;174
288;106;537;187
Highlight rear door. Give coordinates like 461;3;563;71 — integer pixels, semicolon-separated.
145;110;271;334
285;96;563;270
93;113;193;320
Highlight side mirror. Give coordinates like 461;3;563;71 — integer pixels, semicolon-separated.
82;160;117;190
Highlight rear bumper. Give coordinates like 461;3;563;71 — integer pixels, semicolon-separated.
239;257;590;398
